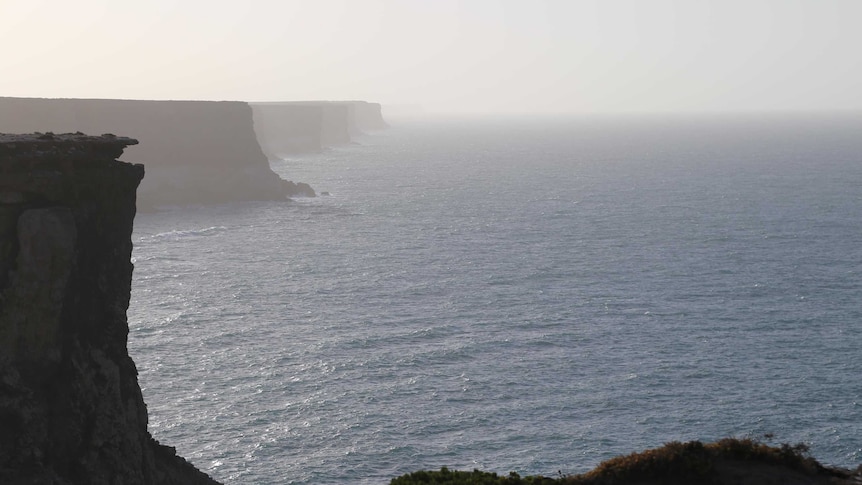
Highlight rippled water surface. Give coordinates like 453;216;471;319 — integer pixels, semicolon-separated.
129;114;862;483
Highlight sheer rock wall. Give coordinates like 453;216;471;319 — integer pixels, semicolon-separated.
251;101;387;158
0;133;220;485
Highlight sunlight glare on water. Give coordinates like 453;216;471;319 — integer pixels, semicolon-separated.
130;114;862;484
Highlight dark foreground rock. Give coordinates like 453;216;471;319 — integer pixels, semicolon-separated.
0;133;220;484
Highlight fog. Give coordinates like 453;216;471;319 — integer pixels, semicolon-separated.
2;0;861;115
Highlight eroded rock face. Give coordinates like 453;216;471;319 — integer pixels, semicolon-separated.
0;133;219;485
4;207;76;362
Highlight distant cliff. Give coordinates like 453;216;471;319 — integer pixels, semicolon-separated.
348;100;389;132
0;133;220;484
0;97;313;209
251;101;387;158
252;104;324;155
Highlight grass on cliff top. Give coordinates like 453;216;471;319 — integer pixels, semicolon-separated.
389;438;836;484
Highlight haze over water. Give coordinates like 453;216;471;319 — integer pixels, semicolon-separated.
129;114;862;483
4;1;861;482
4;1;862;115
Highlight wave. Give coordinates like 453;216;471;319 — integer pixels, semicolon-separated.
139;226;229;242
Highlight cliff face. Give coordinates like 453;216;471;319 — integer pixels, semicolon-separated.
348;101;388;132
0;133;219;485
252;104;324;156
251;101;387;157
320;103;352;145
0;97;311;208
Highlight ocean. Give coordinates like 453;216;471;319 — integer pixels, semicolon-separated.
128;113;862;484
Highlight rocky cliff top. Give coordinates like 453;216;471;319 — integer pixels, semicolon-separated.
0;132;138;165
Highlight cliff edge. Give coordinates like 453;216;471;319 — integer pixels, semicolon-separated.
0;97;314;209
0;133;220;484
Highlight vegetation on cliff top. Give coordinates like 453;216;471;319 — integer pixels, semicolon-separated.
390;438;857;484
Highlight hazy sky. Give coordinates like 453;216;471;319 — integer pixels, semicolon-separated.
2;0;860;114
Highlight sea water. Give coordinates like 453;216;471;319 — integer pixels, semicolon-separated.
129;113;862;484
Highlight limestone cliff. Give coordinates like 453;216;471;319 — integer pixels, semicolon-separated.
251;101;387;158
251;103;325;156
0;97;313;208
0;133;220;485
347;101;389;132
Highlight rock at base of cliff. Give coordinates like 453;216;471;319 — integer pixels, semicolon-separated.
283;180;316;197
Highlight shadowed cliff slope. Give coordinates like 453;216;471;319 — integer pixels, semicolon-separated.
0;97;312;208
0;133;220;484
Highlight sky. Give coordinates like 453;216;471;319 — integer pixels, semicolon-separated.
1;0;861;114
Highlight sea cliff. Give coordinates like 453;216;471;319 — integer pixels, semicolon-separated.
251;101;387;158
348;100;389;132
0;133;219;484
0;97;313;209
